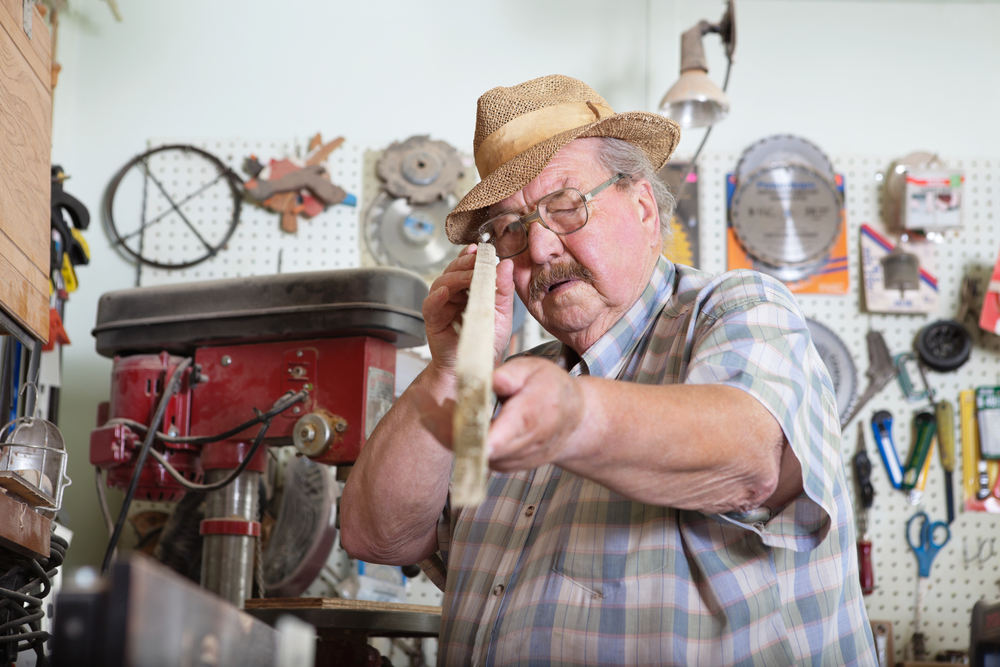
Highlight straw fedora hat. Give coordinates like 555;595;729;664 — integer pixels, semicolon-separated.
445;74;681;245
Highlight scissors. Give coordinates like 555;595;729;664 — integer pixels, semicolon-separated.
906;511;950;660
906;511;950;577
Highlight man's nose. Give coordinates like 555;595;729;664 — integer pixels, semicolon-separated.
525;219;564;264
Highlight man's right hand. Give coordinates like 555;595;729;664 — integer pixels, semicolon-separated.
422;244;515;377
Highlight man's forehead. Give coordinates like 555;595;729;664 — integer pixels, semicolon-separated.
489;144;598;214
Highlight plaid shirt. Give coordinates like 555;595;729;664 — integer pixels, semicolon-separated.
421;257;876;666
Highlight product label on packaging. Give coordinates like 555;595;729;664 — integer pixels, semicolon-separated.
904;170;964;231
365;367;394;439
860;224;938;314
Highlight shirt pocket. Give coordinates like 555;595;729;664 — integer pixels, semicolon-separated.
548;495;679;599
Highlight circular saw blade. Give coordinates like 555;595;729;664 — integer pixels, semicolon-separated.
805;318;858;424
377;135;464;204
364;190;459;273
730;163;843;276
736;135;835;184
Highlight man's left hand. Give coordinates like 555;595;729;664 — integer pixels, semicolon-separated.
486;357;585;472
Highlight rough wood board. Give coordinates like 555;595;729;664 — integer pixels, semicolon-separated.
0;16;51;269
245;597;441;615
0;0;51;341
0;0;50;93
0;488;50;559
451;243;496;507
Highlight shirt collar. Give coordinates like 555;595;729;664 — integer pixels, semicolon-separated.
572;255;675;379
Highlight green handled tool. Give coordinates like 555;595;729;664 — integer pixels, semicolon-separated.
902;411;936;492
936;400;956;524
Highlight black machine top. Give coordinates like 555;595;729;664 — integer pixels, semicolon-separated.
92;267;429;358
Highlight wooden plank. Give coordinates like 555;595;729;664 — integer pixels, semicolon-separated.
244;597;441;615
0;0;50;93
27;5;50;75
0;223;48;340
0;486;50;559
0;252;48;340
0;8;51;290
451;244;497;507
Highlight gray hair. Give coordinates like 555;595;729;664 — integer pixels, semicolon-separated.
592;137;676;242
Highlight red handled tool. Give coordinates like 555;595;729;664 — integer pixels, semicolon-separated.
853;421;875;595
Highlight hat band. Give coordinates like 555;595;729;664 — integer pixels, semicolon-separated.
475;101;615;179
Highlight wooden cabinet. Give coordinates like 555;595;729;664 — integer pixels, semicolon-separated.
0;0;51;343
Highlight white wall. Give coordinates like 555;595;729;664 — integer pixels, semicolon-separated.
50;0;1000;569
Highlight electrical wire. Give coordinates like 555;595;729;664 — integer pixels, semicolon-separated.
103;388;306;445
150;414;270;492
0;533;67;667
94;467;114;538
146;389;307;492
100;358;192;575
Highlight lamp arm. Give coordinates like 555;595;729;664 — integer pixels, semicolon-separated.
680;21;712;73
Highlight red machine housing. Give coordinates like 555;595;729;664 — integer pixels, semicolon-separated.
89;267;427;499
91;337;396;498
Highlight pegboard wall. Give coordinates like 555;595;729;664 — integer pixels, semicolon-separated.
700;150;1000;662
113;139;1000;663
134;137;364;287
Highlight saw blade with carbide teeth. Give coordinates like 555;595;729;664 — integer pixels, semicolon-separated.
377;135;464;204
363;190;459;274
730;162;842;276
735;134;835;185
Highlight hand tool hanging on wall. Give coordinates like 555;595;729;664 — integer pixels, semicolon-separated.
936;399;956;523
871;410;904;489
906;510;951;662
903;411;937;504
840;329;896;427
853;421;875;595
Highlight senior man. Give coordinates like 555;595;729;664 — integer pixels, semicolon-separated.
341;75;875;666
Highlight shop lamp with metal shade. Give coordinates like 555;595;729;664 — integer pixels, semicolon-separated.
659;0;736;130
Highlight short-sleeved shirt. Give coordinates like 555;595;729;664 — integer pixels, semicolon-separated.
421;256;876;666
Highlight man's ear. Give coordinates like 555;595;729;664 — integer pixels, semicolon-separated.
634;179;661;247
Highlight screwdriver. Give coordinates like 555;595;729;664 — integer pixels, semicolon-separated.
936;400;956;523
902;412;936;492
853;421;875;595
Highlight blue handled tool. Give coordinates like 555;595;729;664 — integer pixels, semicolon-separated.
906;511;950;577
906;510;950;661
871;410;904;489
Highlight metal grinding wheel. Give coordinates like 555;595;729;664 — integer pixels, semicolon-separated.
806;319;858;424
377;135;464;204
262;455;338;598
364;190;459;273
735;135;836;184
730;163;843;282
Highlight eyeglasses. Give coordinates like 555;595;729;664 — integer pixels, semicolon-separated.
477;173;626;259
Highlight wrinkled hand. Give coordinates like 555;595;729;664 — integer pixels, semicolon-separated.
486;357;586;472
412;357;587;472
422;245;515;376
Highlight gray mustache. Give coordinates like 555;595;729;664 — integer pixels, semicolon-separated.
529;262;594;302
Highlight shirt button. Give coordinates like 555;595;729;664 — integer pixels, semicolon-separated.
492;584;504;596
525;505;535;517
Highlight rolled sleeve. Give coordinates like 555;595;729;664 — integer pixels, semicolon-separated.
682;270;843;551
